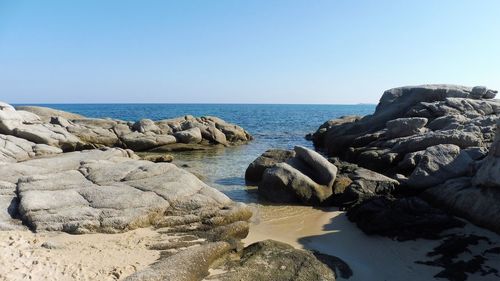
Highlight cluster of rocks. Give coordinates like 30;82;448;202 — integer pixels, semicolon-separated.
246;146;398;204
306;85;500;236
0;101;339;281
246;85;500;242
1;103;252;159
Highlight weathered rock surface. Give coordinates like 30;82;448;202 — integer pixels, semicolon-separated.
346;196;465;240
15;106;85;122
406;144;474;190
257;146;337;205
0;134;62;163
245;149;295;183
247;147;397;207
0;148;251;234
205;240;336;281
311;85;498;178
310;84;500;235
2;103;252;156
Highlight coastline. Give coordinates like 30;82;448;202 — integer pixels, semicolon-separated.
244;205;500;281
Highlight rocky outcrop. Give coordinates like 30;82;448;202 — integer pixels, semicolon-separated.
310;85;500;235
311;85;499;179
0;134;62;163
247;146;397;206
3;103;252;155
0;148;248;234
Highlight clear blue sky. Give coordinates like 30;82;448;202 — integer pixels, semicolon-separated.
0;0;499;104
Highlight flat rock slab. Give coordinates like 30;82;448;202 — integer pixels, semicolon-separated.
0;148;246;234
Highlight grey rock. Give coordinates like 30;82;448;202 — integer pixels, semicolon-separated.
15;106;85;123
293;146;338;189
245;149;296;183
132;119;161;134
2;102;252;155
121;132;176;151
386;117;428;138
472;120;500;187
260;162;332;205
125;242;232;281
423;177;500;233
0;147;248;234
205;240;336;281
406;144;474;190
0;134;62;163
174;127;203;144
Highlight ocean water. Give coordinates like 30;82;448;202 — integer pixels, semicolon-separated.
24;104;375;202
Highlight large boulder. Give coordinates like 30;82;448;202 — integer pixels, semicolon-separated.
257;146;337;205
245;149;296;183
174;127;203;144
205;240;337;281
260;162;333;204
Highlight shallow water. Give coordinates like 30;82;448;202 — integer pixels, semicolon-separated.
20;103;375;202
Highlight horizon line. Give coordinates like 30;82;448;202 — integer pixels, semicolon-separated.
12;102;377;106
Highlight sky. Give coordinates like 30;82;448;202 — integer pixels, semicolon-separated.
0;0;499;104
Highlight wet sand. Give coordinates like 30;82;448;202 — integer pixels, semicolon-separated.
244;204;500;281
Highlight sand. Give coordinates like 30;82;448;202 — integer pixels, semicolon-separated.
244;204;500;281
1;205;499;281
0;228;161;281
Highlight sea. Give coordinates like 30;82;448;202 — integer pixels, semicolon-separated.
21;104;375;203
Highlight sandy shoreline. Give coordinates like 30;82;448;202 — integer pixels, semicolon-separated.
1;205;499;281
244;205;500;281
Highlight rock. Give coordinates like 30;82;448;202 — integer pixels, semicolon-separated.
473;119;500;188
205;240;336;281
0;180;25;230
293;146;338;188
15;106;85;123
132;119;162;134
204;116;252;143
327;160;399;207
310;85;498;175
406;144;474;190
259;162;332;204
346;196;465;241
125;242;232;281
245;149;296;183
121;132;177;151
0;148;250;234
140;153;174;163
0;104;83;150
2;102;252;155
174;127;203;144
0;134;62;163
311;115;362;148
255;146;337;205
41;241;63;249
422;177;500;234
386;117;428;138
